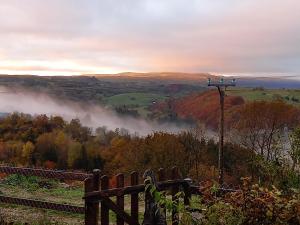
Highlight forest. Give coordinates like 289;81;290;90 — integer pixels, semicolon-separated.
0;99;299;190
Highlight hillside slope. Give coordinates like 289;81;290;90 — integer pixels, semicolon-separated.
174;91;245;129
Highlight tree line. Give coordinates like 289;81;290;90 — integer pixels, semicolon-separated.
0;99;299;189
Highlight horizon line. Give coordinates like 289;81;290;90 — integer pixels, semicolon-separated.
0;71;299;80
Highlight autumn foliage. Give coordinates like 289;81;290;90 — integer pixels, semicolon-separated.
233;100;300;157
0;112;254;184
153;90;245;129
198;178;300;224
0;97;299;189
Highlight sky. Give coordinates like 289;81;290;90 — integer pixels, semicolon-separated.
0;0;299;76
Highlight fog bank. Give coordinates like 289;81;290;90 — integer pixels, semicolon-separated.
0;87;189;136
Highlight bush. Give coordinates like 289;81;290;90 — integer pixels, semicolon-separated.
146;177;300;225
3;174;58;191
201;178;300;225
205;202;244;225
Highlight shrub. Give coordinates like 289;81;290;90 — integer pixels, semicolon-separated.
145;177;300;225
3;174;58;191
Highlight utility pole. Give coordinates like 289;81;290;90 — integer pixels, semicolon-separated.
208;77;236;186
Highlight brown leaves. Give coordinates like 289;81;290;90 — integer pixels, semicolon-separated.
199;178;300;224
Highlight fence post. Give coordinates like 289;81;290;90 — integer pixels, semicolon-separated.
101;175;109;225
116;173;125;225
85;178;94;225
84;169;101;225
183;178;192;206
131;171;139;224
158;168;166;182
171;167;179;225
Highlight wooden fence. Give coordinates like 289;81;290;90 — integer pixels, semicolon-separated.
83;167;200;225
0;166;91;214
0;166;203;225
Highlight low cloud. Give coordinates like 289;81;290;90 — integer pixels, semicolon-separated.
0;87;188;136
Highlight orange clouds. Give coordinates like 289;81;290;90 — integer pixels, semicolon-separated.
0;0;299;75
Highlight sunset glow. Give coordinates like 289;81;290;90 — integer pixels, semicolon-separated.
0;0;299;76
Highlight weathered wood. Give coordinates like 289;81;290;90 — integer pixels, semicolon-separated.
131;171;139;224
101;175;109;225
116;173;125;225
171;167;179;225
190;185;202;194
85;170;101;225
85;178;95;225
93;170;101;225
101;196;138;225
84;179;187;199
183;178;192;206
82;168;197;225
158;168;166;182
0;195;84;214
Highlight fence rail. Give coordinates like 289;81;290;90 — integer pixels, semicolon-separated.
0;195;85;214
0;165;90;216
83;167;194;225
0;166;92;181
0;165;239;225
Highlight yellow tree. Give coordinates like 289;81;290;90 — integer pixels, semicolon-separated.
22;141;35;166
67;141;83;168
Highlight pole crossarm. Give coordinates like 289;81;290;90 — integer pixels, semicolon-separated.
207;77;236;88
208;83;236;87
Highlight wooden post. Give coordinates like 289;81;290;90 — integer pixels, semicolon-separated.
130;171;139;224
171;167;179;225
116;173;125;225
93;169;101;224
208;79;236;186
84;178;95;225
100;175;109;225
85;178;96;225
183;178;192;206
158;168;166;182
84;169;100;225
218;87;225;186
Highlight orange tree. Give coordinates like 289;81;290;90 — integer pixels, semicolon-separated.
233;100;299;159
232;100;300;187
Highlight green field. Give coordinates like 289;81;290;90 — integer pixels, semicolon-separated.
227;88;300;106
104;92;168;116
104;92;167;106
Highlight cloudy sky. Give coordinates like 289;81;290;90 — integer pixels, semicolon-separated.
0;0;299;76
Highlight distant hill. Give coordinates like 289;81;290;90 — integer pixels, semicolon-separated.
235;77;300;89
0;73;298;122
91;72;212;81
1;72;299;89
0;74;206;118
90;72;300;89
